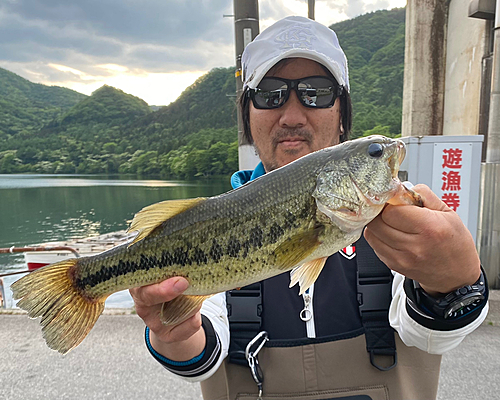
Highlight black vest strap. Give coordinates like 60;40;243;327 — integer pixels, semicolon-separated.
356;234;397;371
226;283;262;365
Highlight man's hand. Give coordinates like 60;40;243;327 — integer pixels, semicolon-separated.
130;277;206;361
364;184;481;296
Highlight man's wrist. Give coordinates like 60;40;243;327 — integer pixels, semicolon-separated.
418;264;482;296
149;325;206;362
145;315;222;377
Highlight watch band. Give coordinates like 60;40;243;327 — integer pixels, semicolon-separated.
404;266;489;331
414;268;487;319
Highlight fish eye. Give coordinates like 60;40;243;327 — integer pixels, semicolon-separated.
367;143;384;158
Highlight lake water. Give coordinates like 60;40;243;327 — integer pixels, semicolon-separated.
0;174;232;308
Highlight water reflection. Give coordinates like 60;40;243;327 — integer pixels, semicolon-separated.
0;175;232;307
0;174;193;189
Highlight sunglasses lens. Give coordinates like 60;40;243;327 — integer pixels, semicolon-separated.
253;79;288;109
297;77;336;107
251;76;340;109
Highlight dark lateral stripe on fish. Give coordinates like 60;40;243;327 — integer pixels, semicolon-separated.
75;202;309;291
74;227;272;290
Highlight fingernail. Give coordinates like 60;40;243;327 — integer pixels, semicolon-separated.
173;278;189;293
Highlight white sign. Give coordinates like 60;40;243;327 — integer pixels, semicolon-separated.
432;143;473;227
243;28;252;48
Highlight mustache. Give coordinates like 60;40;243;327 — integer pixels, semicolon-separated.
271;129;313;148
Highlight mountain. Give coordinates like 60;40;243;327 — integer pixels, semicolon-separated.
0;7;406;176
120;67;237;156
0;67;87;136
134;67;237;140
58;85;151;127
331;7;406;137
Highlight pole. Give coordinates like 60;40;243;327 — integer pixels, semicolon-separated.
478;0;500;288
234;0;260;170
308;0;315;20
486;0;500;164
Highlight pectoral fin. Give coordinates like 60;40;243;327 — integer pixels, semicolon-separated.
272;226;323;271
289;257;328;295
128;198;206;246
160;294;212;326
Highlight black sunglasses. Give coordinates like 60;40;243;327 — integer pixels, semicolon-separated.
248;75;343;110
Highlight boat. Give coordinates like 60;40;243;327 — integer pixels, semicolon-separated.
23;230;135;270
0;230;137;309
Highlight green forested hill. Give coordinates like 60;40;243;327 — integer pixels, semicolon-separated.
0;67;87;136
0;67;239;176
120;67;238;160
331;7;406;137
59;85;151;127
0;7;406;176
139;67;237;138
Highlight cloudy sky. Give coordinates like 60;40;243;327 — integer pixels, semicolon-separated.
0;0;406;106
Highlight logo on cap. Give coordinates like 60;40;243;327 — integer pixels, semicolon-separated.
274;24;316;50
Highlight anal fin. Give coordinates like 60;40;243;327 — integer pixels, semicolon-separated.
160;294;212;326
289;257;328;295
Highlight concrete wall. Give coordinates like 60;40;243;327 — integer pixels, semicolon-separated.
442;0;488;136
402;0;449;137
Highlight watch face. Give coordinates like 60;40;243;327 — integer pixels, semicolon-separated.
445;295;484;319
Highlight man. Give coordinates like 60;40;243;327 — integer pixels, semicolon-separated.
131;16;488;399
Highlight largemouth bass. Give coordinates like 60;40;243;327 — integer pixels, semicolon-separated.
11;135;421;354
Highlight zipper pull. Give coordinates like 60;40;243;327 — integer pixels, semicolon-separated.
300;289;312;322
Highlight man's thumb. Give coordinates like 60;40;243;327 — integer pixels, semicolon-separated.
412;184;451;212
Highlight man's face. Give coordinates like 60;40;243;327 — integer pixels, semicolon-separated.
249;58;343;172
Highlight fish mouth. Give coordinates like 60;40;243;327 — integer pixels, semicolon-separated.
387;140;405;179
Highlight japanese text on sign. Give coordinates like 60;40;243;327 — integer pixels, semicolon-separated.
441;148;462;211
432;143;473;228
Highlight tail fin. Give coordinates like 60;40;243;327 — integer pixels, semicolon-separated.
11;259;106;354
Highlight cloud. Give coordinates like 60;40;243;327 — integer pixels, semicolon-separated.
0;0;406;104
2;0;233;45
0;0;234;73
343;0;395;18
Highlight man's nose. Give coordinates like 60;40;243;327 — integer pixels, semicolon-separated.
278;90;307;129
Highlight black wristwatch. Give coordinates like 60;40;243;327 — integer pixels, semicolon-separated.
412;268;487;320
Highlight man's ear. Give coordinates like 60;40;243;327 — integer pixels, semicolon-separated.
339;112;345;142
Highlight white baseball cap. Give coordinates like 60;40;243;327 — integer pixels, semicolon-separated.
242;16;349;91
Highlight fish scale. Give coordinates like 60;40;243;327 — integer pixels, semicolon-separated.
76;166;319;297
11;135;421;354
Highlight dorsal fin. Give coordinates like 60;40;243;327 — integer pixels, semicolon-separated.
127;198;206;246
